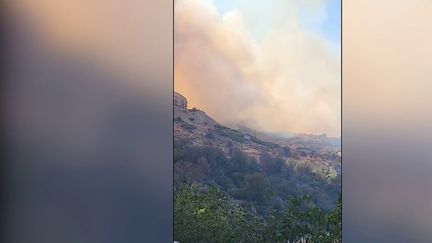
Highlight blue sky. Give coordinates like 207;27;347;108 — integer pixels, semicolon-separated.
299;0;341;53
212;0;341;53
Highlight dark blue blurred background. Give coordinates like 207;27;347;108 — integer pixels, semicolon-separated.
4;0;173;242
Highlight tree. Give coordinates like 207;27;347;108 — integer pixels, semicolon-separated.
174;185;263;243
283;146;291;157
327;193;342;242
260;153;284;174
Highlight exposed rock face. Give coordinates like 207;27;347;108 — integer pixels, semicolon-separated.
174;92;187;109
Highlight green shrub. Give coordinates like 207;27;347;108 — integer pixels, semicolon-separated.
174;185;342;243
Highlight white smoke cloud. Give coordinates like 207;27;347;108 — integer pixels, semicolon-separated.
175;0;340;136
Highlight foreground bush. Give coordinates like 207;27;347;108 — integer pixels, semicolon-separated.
174;185;341;243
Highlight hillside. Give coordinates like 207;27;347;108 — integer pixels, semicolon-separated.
174;92;341;213
174;96;341;180
173;92;341;242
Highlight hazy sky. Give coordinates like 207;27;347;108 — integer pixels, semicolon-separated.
175;0;341;136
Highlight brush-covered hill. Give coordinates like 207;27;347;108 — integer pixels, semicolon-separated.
174;92;341;213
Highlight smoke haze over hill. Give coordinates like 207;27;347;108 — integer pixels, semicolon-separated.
175;0;341;136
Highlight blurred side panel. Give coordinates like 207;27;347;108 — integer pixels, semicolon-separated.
3;0;173;242
343;0;432;242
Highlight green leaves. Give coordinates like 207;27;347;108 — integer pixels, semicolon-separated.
174;185;257;243
326;194;342;242
174;185;342;243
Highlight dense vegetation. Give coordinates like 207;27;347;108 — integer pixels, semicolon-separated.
174;138;341;242
174;185;341;242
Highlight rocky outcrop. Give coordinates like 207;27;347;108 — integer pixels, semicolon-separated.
174;92;188;109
